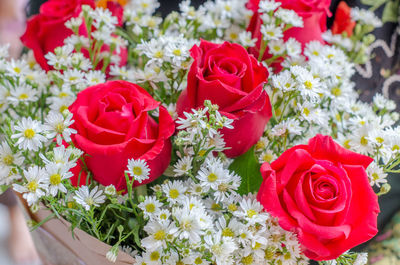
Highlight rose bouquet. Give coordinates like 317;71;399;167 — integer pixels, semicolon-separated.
0;0;398;264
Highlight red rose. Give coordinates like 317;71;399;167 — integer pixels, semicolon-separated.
246;0;332;58
20;0;95;70
69;80;175;191
176;40;272;158
257;134;379;260
20;0;125;71
331;1;356;37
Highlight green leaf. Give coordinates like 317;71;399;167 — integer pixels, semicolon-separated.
228;146;263;195
361;0;388;10
382;1;399;23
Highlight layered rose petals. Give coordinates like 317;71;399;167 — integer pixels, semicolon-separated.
257;134;379;260
176;40;272;157
69;80;175;191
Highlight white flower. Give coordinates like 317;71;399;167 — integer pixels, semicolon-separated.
373;93;396;111
65;17;82;30
258;0;281;13
104;185;116;196
238;31;257;47
138;196;162;219
62;69;84;85
43;162;73;196
260;24;283;41
8;84;38;103
173;156;193;177
142;220;178;251
161;180;187;204
45;45;74;69
204;231;237;265
0;141;23;168
173;207;206;244
11;117;47;151
235;196;267;225
275;8;303;27
13;166;47;206
126;159;150;183
259;150;277;163
44;111;77;145
367;162;387;187
73;186;106;211
268;39;285;55
85;70;106;85
197;162;229;191
6;59;30;76
106;246;118;263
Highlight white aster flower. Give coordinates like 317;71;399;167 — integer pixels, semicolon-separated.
13;166;46;206
138;196;162;219
104;185;116;196
258;0;281;13
204;231;237;265
142;220;178;251
43;162;73;196
8;84;38;103
73;186;106;211
161;180;187;204
0;141;23;168
44;111;77;145
173;156;193;177
367;162;387;187
260;24;283;41
11;117;47;151
126;158;150;183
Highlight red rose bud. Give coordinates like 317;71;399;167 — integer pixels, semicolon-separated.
257;134;379;261
176;40;272;158
69;80;175;191
331;1;356;37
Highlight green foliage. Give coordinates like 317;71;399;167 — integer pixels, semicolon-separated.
382;0;399;23
229;146;263;195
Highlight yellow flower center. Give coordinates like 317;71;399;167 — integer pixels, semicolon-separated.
194;257;203;264
24;129;35;139
50;173;61;185
55;123;65;133
331;87;342;96
241;255;254;265
18;93;29;100
222;228;234;237
169;189;179;199
27;181;38;192
304;80;313;89
3;155;14;165
153;230;166;241
207;173;218;182
360;136;368;146
145;203;155;213
173;49;182;56
150;251;160;261
247;209;257;218
132;166;142;176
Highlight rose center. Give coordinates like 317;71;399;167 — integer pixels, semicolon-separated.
314;180;337;200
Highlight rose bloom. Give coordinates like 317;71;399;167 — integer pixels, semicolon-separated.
20;0;125;71
247;0;332;59
176;40;272;158
331;1;356;37
69;80;175;191
257;134;379;260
